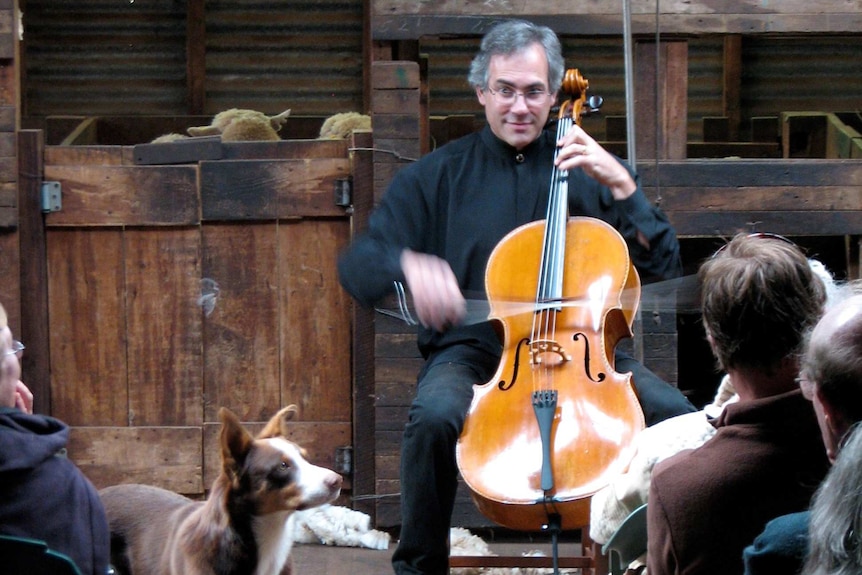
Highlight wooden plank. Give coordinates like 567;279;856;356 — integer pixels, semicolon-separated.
0;156;12;183
349;130;378;518
17;130;51;415
0;106;13;131
201;223;281;422
635;40;688;160
723;35;742;141
0;181;14;228
125;227;203;426
202;420;351;492
0;130;13;157
703;117;730;142
375;357;423;383
187;0;206;115
370;2;862;38
280;219;353;421
668;210;862;237
59;117;99;146
782;112;828;158
375;381;418;408
133;136;222;165
68;426;203;494
636;159;862;187
372;0;860;17
199;158;351;220
371;61;420;90
375;332;421;358
43;164;200;226
656;185;862;212
686;142;780;158
827;114;862;159
751;117;780;143
220;139;348;160
0;231;19;333
0;10;13;59
372;89;422;115
47;229;128;426
372;115;422;139
45;145;127;166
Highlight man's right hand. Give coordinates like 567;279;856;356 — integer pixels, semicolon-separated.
400;249;466;332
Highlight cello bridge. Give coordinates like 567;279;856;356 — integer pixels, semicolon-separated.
530;340;571;366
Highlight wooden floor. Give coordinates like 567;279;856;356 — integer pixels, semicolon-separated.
290;537;598;575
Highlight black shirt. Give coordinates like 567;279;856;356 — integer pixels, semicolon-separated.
338;124;682;377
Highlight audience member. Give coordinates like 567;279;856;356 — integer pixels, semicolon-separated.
590;258;837;568
0;302;111;575
802;422;862;575
646;233;832;575
744;286;862;575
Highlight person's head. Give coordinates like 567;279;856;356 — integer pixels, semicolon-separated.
0;302;22;408
469;19;564;151
698;233;826;380
802;422;862;575
799;288;862;463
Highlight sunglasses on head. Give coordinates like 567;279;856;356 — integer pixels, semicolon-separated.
713;232;797;257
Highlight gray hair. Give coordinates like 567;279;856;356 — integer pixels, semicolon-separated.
802;285;862;426
803;422;862;575
467;20;565;93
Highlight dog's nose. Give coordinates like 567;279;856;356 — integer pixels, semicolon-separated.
327;472;343;491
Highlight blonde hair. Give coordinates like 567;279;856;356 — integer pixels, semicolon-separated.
0;302;6;330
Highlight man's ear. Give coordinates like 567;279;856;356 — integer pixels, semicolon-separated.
818;391;850;459
476;86;487;105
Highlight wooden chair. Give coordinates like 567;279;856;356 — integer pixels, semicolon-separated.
602;503;648;575
448;506;609;575
449;524;606;574
0;534;83;575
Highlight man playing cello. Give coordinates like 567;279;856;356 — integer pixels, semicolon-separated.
338;19;693;575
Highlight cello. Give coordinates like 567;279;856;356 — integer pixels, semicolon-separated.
455;69;645;532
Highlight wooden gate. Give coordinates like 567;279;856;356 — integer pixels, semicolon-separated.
17;130;355;498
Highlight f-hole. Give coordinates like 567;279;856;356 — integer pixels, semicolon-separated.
572;332;606;383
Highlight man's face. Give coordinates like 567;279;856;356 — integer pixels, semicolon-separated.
0;326;20;408
476;43;556;151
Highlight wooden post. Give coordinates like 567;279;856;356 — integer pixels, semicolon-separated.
635;40;688;160
17;130;50;415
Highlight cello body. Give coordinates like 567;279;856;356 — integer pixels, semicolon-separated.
455;216;645;531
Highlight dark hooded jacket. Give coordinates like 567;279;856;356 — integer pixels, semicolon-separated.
0;406;110;575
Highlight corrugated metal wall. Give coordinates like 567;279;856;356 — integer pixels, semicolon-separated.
419;36;726;141
20;2;862;139
22;1;190;117
420;35;862;142
21;0;365;119
202;0;363;115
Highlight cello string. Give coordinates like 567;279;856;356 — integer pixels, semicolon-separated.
534;111;574;391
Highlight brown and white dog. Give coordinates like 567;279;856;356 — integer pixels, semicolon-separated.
100;406;343;575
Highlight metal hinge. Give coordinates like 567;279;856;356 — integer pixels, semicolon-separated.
40;181;62;213
334;178;352;207
334;445;353;475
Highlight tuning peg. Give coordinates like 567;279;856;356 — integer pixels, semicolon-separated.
587;95;604;114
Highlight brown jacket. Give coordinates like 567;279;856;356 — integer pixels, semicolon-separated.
647;389;829;575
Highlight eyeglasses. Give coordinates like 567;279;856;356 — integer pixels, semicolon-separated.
4;340;24;357
796;375;815;401
485;87;552;105
713;232;797;257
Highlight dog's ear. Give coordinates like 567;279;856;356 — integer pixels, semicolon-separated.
257;404;298;439
219;407;254;485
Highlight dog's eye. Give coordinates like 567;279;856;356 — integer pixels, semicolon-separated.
268;460;293;485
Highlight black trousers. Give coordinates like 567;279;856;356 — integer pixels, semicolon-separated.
391;354;695;575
